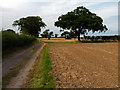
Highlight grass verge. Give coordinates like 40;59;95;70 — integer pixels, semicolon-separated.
2;41;43;88
25;45;56;88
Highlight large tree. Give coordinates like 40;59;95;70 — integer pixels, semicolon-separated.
13;16;46;37
55;6;108;41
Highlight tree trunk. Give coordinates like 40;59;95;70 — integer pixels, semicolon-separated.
78;31;80;41
48;37;50;40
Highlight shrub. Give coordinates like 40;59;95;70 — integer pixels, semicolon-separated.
2;31;36;50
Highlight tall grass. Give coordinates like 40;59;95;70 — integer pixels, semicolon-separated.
26;45;56;88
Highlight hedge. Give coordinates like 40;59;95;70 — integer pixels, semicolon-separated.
2;31;36;50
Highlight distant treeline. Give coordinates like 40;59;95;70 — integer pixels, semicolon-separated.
39;35;120;41
2;30;36;51
83;35;120;40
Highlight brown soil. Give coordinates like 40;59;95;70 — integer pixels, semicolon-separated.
2;41;41;77
49;43;118;88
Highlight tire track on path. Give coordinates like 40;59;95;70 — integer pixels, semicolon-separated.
6;43;46;88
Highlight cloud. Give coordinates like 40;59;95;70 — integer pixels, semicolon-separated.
0;0;119;35
90;2;118;19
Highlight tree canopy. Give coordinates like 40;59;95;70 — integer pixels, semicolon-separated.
55;6;108;41
13;16;46;37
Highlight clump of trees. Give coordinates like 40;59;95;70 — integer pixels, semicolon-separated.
41;29;53;40
55;34;58;38
61;31;71;39
61;31;77;39
84;35;120;41
2;16;49;53
3;16;46;51
61;31;69;37
55;6;108;41
13;16;46;37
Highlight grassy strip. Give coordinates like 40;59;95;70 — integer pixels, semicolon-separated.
26;45;56;88
2;41;43;88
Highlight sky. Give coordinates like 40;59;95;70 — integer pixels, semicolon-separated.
0;0;119;36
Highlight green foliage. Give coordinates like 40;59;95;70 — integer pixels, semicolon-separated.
61;31;69;37
6;29;15;33
13;16;46;37
2;30;36;50
55;34;58;38
61;31;77;38
41;29;49;38
70;31;77;38
41;29;53;40
55;6;108;41
27;45;56;88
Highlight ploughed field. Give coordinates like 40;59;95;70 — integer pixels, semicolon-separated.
49;43;118;88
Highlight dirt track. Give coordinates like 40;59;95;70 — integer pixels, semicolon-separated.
2;41;41;77
6;43;46;88
49;43;118;88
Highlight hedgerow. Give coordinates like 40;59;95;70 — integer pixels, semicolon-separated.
2;31;36;50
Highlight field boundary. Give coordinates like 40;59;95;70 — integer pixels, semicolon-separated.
25;44;56;88
39;38;119;44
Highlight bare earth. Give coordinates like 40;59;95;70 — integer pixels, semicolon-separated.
49;43;118;88
2;41;41;77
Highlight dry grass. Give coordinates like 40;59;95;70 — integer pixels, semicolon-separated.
39;38;78;43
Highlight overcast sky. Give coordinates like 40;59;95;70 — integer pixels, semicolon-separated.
0;0;119;36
